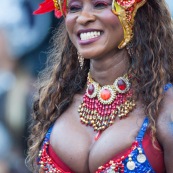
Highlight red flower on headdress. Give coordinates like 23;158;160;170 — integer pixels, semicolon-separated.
33;0;64;18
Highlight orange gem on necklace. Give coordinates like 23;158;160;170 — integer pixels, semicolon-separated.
100;89;111;100
98;86;116;104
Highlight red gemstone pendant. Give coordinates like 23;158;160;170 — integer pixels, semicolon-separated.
88;84;94;95
114;76;130;93
117;79;127;91
86;82;98;98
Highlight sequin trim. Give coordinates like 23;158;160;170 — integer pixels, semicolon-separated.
95;117;155;173
163;83;173;92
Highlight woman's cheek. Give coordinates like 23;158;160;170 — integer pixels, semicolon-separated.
65;15;77;44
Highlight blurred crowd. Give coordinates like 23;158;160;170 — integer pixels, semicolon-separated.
0;0;59;172
0;0;172;173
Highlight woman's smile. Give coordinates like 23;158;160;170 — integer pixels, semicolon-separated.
65;0;124;59
77;29;103;45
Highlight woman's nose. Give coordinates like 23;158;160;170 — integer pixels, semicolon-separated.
76;8;96;25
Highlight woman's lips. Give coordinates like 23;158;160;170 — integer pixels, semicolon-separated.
78;36;102;45
77;30;103;45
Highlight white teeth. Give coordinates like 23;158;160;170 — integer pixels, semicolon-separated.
80;31;101;41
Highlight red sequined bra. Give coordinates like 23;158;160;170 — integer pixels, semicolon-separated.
37;117;165;173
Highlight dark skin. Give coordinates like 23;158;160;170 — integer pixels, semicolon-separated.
157;88;173;173
51;95;146;173
50;0;173;172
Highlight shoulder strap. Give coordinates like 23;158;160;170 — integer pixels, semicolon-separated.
163;83;173;92
135;83;172;141
136;117;149;141
42;125;54;144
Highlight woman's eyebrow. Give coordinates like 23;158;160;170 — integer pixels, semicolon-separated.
92;0;112;2
68;0;81;4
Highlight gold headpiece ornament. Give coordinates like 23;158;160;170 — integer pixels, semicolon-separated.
34;0;146;48
112;0;147;49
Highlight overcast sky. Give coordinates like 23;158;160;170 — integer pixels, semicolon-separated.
165;0;173;15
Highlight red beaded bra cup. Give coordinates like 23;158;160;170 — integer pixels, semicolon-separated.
37;117;157;173
78;72;136;140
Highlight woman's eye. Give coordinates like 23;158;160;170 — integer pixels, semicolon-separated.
68;5;81;13
94;2;109;9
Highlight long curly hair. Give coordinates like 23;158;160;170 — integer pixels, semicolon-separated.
27;0;173;171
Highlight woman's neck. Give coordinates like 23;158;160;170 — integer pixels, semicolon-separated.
89;49;130;86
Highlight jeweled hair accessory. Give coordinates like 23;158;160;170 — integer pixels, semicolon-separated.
112;0;147;49
33;0;67;18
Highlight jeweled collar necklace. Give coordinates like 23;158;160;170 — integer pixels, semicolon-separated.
78;72;136;139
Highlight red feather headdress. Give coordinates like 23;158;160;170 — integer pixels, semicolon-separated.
33;0;67;18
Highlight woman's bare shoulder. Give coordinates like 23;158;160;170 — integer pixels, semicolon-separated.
156;87;173;173
157;86;173;135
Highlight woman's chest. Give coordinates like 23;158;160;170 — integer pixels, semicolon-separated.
50;113;145;173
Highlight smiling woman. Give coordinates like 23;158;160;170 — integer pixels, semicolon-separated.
27;0;173;172
66;0;125;59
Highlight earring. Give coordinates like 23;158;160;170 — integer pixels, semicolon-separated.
126;42;134;57
78;52;84;69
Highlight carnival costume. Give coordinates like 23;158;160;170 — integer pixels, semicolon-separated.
36;79;171;173
36;68;172;173
37;115;165;173
33;0;168;172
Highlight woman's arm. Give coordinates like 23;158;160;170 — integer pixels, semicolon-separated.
157;87;173;173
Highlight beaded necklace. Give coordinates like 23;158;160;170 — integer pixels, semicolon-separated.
78;72;136;139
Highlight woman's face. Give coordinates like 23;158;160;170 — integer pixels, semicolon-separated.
65;0;124;59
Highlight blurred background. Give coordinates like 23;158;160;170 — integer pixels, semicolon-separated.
0;0;172;172
0;0;60;172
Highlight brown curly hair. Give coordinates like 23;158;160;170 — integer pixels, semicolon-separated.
27;0;173;171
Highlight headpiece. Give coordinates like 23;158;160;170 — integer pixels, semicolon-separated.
112;0;146;48
34;0;146;48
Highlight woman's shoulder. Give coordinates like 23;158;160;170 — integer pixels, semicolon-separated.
156;86;173;172
157;86;173;139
